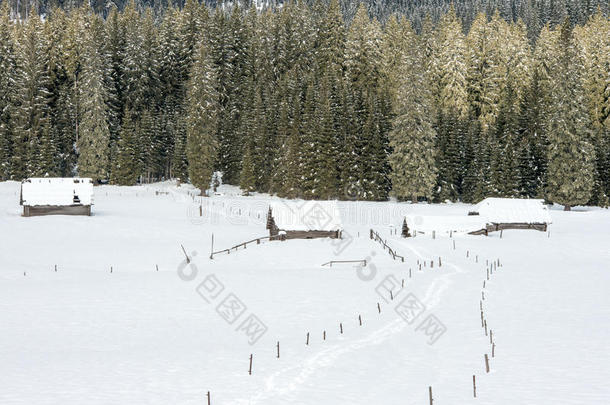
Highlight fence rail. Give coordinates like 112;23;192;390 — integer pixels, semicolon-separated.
321;260;367;267
370;229;405;262
210;236;271;259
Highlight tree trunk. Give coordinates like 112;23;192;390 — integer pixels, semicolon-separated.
564;205;571;211
412;194;418;204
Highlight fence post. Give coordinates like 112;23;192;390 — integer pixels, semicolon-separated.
473;375;476;398
429;386;433;405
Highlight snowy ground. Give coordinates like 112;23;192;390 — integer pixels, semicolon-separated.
1;180;609;404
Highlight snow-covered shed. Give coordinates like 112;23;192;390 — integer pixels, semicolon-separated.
468;197;551;233
267;201;342;240
401;215;488;237
20;178;94;217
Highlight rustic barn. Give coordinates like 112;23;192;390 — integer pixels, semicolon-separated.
467;197;551;234
401;215;488;237
267;201;342;240
20;178;94;217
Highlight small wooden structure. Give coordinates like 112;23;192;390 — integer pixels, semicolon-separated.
267;201;342;240
20;178;93;217
467;198;551;234
401;215;487;237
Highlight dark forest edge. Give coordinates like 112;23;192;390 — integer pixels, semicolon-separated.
0;0;608;209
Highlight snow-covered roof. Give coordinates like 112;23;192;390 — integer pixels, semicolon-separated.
471;198;551;224
21;178;93;207
405;215;488;235
269;200;342;231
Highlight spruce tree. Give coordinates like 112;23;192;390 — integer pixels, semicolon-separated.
111;107;140;185
389;25;437;202
186;42;218;195
545;20;595;210
77;15;110;182
12;11;52;179
0;3;16;180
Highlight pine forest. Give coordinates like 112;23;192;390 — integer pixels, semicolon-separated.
0;0;608;210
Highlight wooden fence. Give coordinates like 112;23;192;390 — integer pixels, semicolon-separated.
210;236;271;259
321;260;367;267
370;229;405;262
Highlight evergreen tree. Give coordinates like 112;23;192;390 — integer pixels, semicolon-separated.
389;24;437;202
0;2;16;180
518;67;549;197
545;20;595;210
239;140;256;195
186;42;218;194
12;11;53;178
77;14;110;182
111;107;140;185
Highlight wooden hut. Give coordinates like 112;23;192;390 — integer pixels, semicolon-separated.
467;198;551;234
20;178;94;217
267;201;342;240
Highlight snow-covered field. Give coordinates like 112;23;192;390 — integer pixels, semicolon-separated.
1;180;609;404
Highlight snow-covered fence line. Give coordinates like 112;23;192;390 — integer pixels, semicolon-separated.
321;260;367;267
209;234;271;259
369;229;405;262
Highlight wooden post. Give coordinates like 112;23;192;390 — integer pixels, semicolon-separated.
483;280;486;289
492;343;495;357
429;386;433;405
476;255;478;263
500;229;503;239
481;311;484;327
490;330;493;344
323;330;326;341
432;230;436;239
156;264;159;272
306;332;309;345
210;233;214;260
111;266;113;273
199;205;202;217
439;257;442;267
359;315;362;326
340;323;343;334
487;269;489;280
402;279;404;288
390;290;394;300
480;300;482;310
482;291;485;301
409;269;412;278
485;354;490;373
249;354;253;375
453;240;456;250
277;341;280;358
473;375;476;398
431;260;434;268
207;391;211;405
377;303;381;313
54;265;57;272
467;250;469;258
484;320;488;336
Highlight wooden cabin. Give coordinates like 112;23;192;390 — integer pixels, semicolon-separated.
20;178;93;217
267;201;342;240
467;198;551;235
